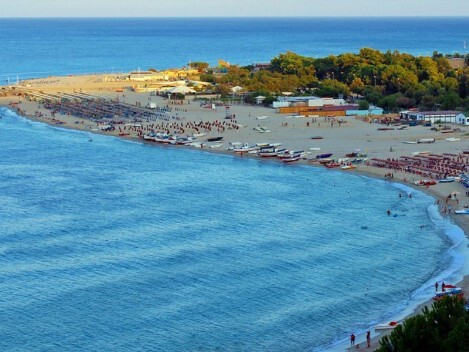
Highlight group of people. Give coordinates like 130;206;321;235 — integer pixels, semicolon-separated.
435;281;447;292
350;331;371;348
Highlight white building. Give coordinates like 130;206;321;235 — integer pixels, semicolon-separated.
273;96;345;108
400;110;469;125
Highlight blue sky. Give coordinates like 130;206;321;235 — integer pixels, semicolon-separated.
2;0;469;17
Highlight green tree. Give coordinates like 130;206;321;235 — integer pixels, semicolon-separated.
365;91;383;105
377;296;469;352
315;79;350;98
421;95;436;110
358;100;370;110
439;92;462;110
189;61;209;73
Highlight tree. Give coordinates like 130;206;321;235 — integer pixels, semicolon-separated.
396;96;415;109
315;79;350;98
377;296;469;352
421;95;436;110
381;65;418;93
358;100;370;110
417;57;441;81
365;91;383;105
439;92;462;110
270;51;315;76
378;94;399;112
189;61;209;73
350;77;365;94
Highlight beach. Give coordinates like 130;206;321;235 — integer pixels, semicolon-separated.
2;75;469;350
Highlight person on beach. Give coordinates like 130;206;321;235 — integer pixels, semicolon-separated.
366;331;371;348
350;333;355;346
442;282;446;292
435;282;439;291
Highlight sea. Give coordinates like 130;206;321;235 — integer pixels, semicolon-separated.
0;17;468;352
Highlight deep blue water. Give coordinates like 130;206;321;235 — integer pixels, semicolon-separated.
1;17;469;351
0;17;469;81
0;108;467;351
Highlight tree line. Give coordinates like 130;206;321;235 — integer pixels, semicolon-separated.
195;49;469;112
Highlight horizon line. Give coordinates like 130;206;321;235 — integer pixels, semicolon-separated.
1;15;469;19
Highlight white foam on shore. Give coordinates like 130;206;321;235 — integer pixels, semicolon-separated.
324;182;469;352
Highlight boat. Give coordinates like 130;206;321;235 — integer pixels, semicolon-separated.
278;150;304;160
418;138;435;144
207;136;223;142
172;136;195;145
435;287;463;297
446;137;461;142
256;115;268;120
209;143;223;149
375;321;399;330
142;133;156;141
309;147;321;151
311;136;324;140
414;179;437;186
403;140;418;144
318;158;332;165
258;147;283;158
256;142;281;147
325;162;341;168
316;153;333;159
285;114;304;119
233;144;258;154
282;154;301;162
192;133;205;138
438;177;456;183
341;164;356;170
455;209;469;215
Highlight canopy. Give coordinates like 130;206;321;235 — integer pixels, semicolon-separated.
166;86;196;94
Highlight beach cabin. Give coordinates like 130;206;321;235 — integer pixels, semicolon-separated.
400;110;469;126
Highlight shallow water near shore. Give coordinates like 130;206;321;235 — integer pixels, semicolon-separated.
1;108;467;351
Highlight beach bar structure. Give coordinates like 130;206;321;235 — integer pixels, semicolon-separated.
400;110;469;125
274;95;383;117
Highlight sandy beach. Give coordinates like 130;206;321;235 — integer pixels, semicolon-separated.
2;74;469;350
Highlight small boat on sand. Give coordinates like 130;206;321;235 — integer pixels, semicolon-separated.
375;321;399;330
311;136;324;140
207;136;223;142
455;209;469;215
414;179;437;186
282;154;301;163
316;153;333;159
418;138;435;144
438;177;456;183
435;287;463;297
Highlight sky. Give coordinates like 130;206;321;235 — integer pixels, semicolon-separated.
1;0;469;17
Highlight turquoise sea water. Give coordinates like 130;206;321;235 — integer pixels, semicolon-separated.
0;108;467;351
1;17;469;351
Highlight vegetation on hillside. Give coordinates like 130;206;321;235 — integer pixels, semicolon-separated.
377;296;469;352
198;49;469;112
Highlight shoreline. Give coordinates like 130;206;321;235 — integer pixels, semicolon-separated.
2;84;469;351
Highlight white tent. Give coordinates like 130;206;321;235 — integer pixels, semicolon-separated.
166;86;196;94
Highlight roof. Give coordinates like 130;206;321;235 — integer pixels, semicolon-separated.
166;86;196;94
417;111;462;115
